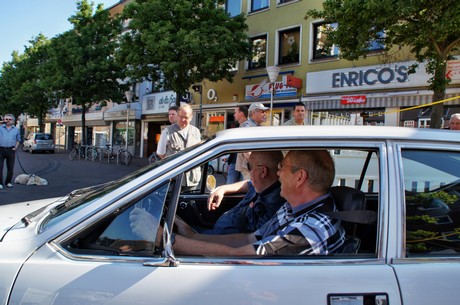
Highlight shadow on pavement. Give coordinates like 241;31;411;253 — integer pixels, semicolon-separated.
0;149;149;205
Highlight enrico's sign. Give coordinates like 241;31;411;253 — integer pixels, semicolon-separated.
341;95;366;105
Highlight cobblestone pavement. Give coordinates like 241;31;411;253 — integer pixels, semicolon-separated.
0;149;149;205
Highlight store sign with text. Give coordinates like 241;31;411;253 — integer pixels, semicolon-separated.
143;91;177;114
306;60;460;94
341;95;366;105
245;79;297;100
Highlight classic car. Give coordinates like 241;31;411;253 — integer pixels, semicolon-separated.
1;125;459;305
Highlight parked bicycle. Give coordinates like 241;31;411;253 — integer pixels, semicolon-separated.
85;145;99;161
69;142;86;160
102;145;132;166
148;152;161;165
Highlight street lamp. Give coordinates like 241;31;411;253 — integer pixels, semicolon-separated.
124;90;134;151
266;66;280;125
192;84;203;128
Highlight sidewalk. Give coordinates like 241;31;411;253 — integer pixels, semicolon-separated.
0;149;150;205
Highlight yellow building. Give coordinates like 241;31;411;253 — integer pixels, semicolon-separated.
104;0;460;157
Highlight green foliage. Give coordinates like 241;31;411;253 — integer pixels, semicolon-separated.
306;0;460;128
406;229;439;252
46;0;126;144
415;191;458;206
48;0;126;106
0;0;126;137
118;0;252;98
0;34;54;130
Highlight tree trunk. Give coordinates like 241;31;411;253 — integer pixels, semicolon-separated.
430;63;447;129
81;104;87;145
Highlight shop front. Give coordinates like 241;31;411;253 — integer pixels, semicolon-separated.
304;60;460;127
192;75;305;138
61;111;108;150
140;91;177;158
104;102;141;156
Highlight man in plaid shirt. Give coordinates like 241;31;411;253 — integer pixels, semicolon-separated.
174;150;345;256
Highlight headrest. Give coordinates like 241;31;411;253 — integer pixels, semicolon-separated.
330;186;366;211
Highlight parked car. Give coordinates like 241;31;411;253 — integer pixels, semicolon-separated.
1;126;460;305
22;132;55;153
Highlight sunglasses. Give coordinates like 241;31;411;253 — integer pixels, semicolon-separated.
247;163;264;171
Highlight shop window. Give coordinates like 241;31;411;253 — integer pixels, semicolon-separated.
312;22;339;60
250;0;269;12
248;35;267;70
205;112;226;139
225;0;241;17
278;27;300;65
114;121;134;148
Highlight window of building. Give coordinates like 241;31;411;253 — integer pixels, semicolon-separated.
226;0;241;17
248;35;267;70
367;30;385;52
278;27;300;65
312;22;339;60
250;0;269;13
277;0;297;4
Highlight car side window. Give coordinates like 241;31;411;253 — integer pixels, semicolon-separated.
176;148;380;257
66;182;169;256
403;150;460;256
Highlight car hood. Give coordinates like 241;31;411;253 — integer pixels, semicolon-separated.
0;197;61;239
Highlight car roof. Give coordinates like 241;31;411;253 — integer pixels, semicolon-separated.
213;125;459;144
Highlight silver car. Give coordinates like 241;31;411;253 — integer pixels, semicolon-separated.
22;132;55;153
1;126;460;305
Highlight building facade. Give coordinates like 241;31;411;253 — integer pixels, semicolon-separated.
41;0;460;157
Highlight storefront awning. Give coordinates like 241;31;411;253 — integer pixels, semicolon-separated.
104;102;141;121
61;112;107;127
302;92;460;111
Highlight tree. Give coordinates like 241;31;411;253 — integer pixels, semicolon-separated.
0;35;54;131
118;0;252;103
307;0;460;128
47;0;126;145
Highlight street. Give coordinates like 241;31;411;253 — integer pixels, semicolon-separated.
0;149;149;205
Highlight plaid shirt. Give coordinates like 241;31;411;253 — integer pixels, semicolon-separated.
253;193;345;256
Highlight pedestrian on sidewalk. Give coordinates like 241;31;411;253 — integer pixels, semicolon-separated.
0;114;21;189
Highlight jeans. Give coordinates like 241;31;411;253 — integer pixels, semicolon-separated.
226;162;242;184
0;148;15;185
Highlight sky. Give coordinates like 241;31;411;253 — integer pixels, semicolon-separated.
0;0;120;66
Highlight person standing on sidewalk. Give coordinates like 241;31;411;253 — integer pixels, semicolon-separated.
0;114;21;189
156;104;202;191
236;102;268;180
225;105;248;184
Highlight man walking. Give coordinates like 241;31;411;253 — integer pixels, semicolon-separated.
0;114;21;189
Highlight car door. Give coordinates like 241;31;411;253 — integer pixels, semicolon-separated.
390;144;460;305
9;145;402;305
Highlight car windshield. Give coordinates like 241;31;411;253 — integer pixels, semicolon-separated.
36;134;53;140
39;138;207;232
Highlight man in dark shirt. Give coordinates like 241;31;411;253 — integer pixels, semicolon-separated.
204;151;284;234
